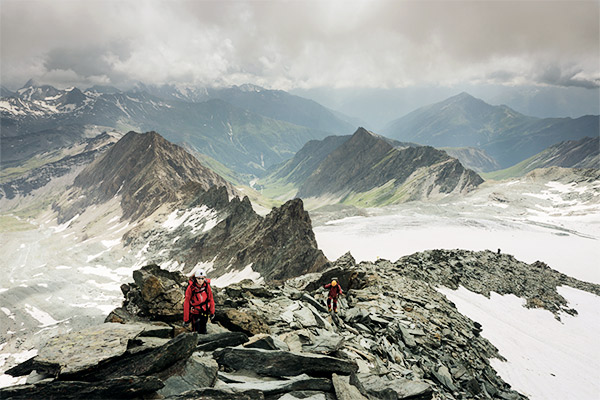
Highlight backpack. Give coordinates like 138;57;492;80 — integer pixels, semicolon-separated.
190;282;210;312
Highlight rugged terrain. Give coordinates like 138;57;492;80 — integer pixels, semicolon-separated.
5;246;599;399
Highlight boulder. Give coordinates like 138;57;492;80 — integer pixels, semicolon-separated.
213;347;357;378
215;307;270;336
0;376;163;400
17;323;148;377
132;264;187;321
277;392;334;400
158;352;219;397
196;331;249;351
72;332;199;381
302;330;344;354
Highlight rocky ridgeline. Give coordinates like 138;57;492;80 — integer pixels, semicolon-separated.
3;254;532;400
392;249;600;318
124;185;329;282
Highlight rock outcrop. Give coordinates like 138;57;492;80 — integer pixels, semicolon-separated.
394;249;600;317
123;186;330;282
13;247;595;399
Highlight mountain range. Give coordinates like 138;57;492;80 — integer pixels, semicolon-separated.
381;92;599;169
1;81;353;179
261;128;483;207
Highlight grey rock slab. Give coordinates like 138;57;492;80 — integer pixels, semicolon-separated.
73;332;199;381
398;324;417;348
302;330;344;354
294;305;319;328
213;347;358;377
357;374;433;400
244;334;290;351
301;293;329;313
126;336;171;355
431;365;457;391
222;373;332;396
332;373;368;400
196;331;249;351
165;387;265;399
158;352;219;397
277;392;331;400
35;323;147;376
0;375;164;400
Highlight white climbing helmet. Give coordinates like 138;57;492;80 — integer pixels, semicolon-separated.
195;269;207;278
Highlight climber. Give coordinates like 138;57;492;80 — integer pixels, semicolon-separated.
323;277;343;313
183;269;215;334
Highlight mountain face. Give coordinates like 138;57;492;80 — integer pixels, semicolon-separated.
381;92;599;168
263;128;482;207
266;135;352;185
1;81;345;178
440;147;501;173
54;131;237;223
485;136;600;180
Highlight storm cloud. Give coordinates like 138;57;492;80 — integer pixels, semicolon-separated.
1;0;598;90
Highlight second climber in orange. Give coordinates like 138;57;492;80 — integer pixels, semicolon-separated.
323;277;343;313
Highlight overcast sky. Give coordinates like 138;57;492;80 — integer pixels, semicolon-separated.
1;0;598;91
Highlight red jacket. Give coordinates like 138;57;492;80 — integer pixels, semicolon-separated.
183;278;215;322
324;283;343;299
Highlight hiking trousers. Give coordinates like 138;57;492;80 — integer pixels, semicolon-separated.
327;297;338;312
191;313;208;334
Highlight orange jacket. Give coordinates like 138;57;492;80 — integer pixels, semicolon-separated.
183;278;215;322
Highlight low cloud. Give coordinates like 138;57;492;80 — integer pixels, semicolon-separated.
1;0;598;90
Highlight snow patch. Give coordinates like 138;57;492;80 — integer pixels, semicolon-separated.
23;304;60;327
101;239;121;248
51;214;79;233
211;264;263;287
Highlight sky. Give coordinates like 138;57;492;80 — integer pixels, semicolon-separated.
1;0;599;91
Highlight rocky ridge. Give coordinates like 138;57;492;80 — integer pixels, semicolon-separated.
123;185;329;281
6;249;579;399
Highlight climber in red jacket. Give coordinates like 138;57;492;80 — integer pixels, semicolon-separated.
183;269;215;334
324;277;343;313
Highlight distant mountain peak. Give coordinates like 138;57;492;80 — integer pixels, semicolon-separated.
22;78;41;88
57;131;237;222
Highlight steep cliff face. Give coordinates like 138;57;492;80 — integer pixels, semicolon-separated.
297;128;483;206
54;131;237;223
